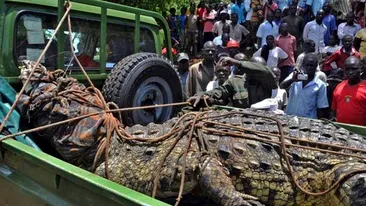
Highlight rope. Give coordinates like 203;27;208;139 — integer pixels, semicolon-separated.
0;3;72;135
197;111;366;197
1;0;366;204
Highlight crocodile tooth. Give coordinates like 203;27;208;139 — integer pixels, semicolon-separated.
218;144;231;159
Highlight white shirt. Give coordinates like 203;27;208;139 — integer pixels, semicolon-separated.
271;87;288;109
337;23;361;46
244;0;252;20
322;45;341;69
253;47;288;69
206;80;219;91
303;20;327;53
256;21;280;47
212;20;231;36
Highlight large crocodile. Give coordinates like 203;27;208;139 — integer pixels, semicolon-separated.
95;110;366;206
16;61;366;206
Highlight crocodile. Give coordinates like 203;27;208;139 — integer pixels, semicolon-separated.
95;110;366;206
16;61;366;206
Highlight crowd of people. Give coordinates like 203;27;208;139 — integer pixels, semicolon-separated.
167;0;366;126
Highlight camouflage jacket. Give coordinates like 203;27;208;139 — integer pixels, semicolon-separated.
205;61;277;108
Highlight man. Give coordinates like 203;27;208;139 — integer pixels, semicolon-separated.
231;0;246;25
256;11;279;48
197;2;206;51
323;35;361;76
250;67;288;111
230;13;250;49
273;8;282;26
276;22;297;82
331;56;366;126
305;0;326;17
213;24;232;46
179;7;188;50
176;53;189;90
337;12;362;45
168;8;179;42
282;3;304;54
321;2;337;46
293;39;327;83
227;0;235;15
215;33;231;61
212;10;230;36
303;10;327;54
186;41;217;97
187;6;199;57
264;0;279;18
188;56;277;108
206;65;231;91
280;53;328;119
276;0;289;11
226;39;241;58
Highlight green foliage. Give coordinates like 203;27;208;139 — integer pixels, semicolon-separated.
106;0;191;12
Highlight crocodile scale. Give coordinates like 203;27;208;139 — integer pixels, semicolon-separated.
95;110;366;206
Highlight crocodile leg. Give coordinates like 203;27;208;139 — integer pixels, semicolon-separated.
199;157;264;206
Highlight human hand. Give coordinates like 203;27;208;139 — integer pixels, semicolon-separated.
187;95;203;108
292;70;301;82
218;57;239;67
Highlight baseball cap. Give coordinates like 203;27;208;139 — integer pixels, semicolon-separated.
177;52;189;62
220;10;227;15
227;40;240;48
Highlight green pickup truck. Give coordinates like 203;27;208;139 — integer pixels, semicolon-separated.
1;1;366;206
0;0;181;205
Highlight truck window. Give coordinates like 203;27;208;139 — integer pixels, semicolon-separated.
15;14;58;69
15;12;156;70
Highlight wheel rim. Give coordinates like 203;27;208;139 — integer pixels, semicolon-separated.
132;76;173;125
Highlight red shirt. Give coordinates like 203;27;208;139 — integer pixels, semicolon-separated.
323;48;360;71
332;80;366;126
276;34;297;67
197;7;206;18
77;53;99;68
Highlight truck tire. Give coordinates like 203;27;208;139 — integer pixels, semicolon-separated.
102;53;184;126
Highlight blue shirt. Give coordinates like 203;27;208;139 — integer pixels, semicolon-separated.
179;72;188;89
306;0;329;16
285;76;329;119
322;14;337;46
179;15;187;30
231;3;246;24
297;0;307;9
276;0;289;11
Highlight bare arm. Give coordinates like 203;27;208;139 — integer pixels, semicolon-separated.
354;37;361;51
280;77;294;89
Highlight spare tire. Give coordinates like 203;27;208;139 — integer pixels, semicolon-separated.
102;53;184;126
